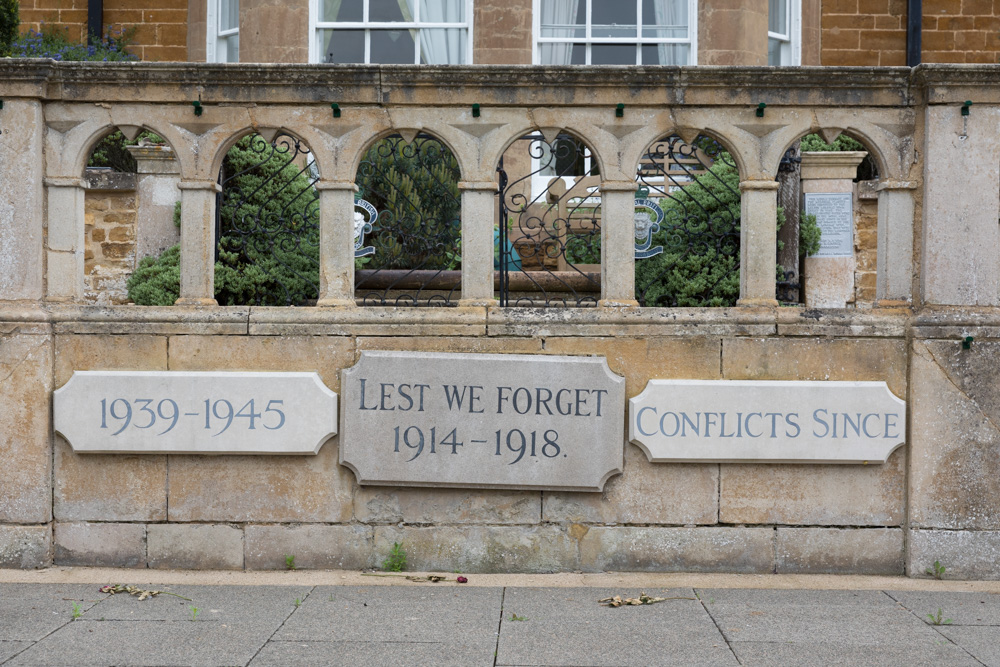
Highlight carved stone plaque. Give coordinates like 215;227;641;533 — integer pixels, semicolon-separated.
340;351;625;491
629;380;905;464
54;371;337;455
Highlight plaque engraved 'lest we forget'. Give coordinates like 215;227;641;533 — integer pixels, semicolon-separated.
54;371;338;455
340;351;626;492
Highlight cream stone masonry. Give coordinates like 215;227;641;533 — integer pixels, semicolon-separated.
54;371;337;454
341;351;625;491
629;380;906;464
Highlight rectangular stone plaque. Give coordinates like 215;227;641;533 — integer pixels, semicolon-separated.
805;192;854;258
629;380;905;464
340;351;625;491
54;371;337;455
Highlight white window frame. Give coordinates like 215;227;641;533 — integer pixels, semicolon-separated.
308;0;475;64
207;0;239;63
532;0;698;66
768;0;801;66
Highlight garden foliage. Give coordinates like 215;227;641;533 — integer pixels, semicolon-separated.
0;0;18;57
8;24;137;61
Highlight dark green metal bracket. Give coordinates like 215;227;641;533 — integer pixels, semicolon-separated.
331;103;341;118
616;103;624;118
756;102;766;117
472;103;481;118
962;100;972;116
192;100;203;116
0;100;4;110
963;336;974;350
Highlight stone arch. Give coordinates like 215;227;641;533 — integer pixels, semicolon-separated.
626;125;748;185
768;127;891;182
348;126;466;183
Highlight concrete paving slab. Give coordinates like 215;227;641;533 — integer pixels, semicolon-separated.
248;640;495;667
940;626;1000;667
495;587;736;667
6;619;283;666
699;589;938;645
0;584;103;641
80;584;311;624
730;640;982;667
885;590;1000;625
0;641;33;663
275;586;501;648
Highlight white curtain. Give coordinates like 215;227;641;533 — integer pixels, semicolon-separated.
419;0;463;64
652;0;687;65
539;0;580;65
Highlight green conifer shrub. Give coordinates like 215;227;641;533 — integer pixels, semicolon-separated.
0;0;18;57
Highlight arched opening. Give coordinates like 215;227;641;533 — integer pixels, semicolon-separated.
496;131;602;307
634;134;741;307
354;133;463;307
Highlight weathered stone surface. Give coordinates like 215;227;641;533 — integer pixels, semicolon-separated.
720;447;905;525
578;526;774;573
54;371;337;455
776;527;903;575
54;522;146;568
0;334;52;523
341;351;625;491
52;334;168;522
910;340;1000;530
0;525;51;568
630;379;905;463
909;529;1000;580
373;525;578;573
355;487;540;524
147;524;243;570
0;100;44;300
719;337;906;525
543;444;718;525
245;524;373;570
357;336;542;355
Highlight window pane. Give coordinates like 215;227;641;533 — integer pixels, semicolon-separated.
370;29;417;63
371;0;413;22
420;29;466;63
321;0;362;22
642;43;687;65
420;0;465;24
225;34;239;62
591;43;635;64
592;0;637;38
769;0;787;36
540;42;575;64
322;29;365;63
642;0;687;38
541;25;585;38
220;0;239;32
768;36;782;65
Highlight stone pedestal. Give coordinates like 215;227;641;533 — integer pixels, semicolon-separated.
800;151;867;308
126;145;181;262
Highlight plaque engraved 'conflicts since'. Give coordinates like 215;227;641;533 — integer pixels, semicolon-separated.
54;371;338;455
340;351;625;491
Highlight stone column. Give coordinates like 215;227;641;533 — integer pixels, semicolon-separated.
175;181;220;306
458;181;498;307
875;180;916;306
316;181;358;307
1;100;44;301
737;180;780;307
799;151;867;308
45;178;86;302
698;0;768;66
126;145;181;261
599;181;639;307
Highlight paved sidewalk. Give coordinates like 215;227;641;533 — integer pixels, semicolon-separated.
2;571;1000;666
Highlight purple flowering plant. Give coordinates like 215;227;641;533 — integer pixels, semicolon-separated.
8;23;137;61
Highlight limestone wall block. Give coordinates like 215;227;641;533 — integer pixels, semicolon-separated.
776;527;903;575
52;334;169;521
356;336;542;356
577;526;774;573
909;529;1000;580
54;522;146;568
245;524;373;570
0;100;44;300
356;488;540;525
0;334;52;523
910;340;1000;530
373;525;578;573
0;525;51;568
147;524;244;570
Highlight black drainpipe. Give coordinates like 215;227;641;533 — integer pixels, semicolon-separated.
88;0;103;45
907;0;922;66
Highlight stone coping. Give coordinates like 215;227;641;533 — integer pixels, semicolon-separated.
1;60;983;107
